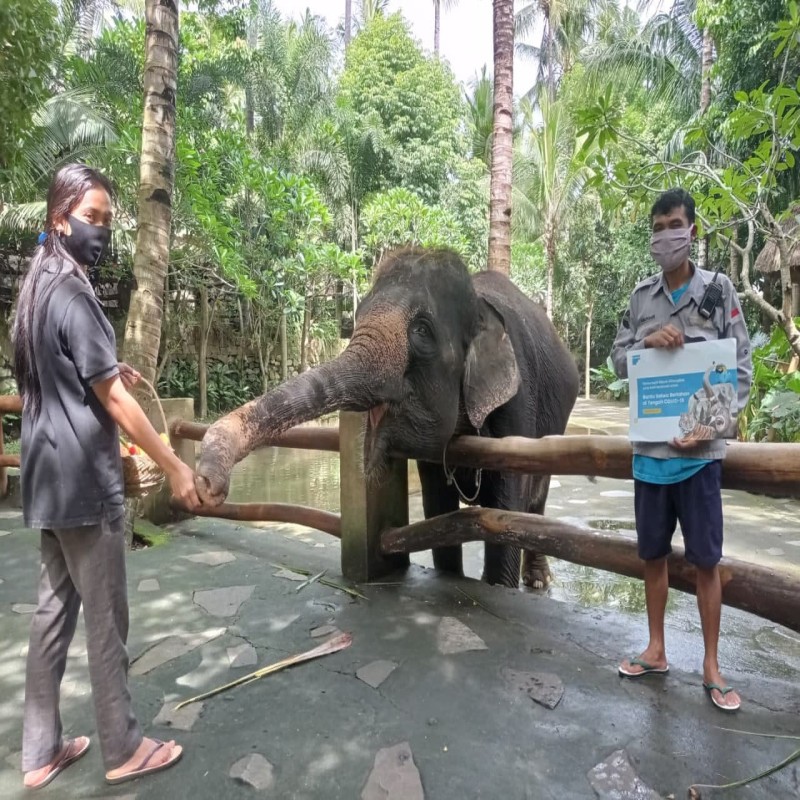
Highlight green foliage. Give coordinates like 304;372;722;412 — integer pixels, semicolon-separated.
338;13;464;202
0;0;58;176
361;187;469;261
741;325;800;443
590;356;629;400
576;12;800;246
158;359;261;415
511;240;546;300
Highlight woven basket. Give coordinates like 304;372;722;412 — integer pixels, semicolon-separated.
120;377;168;498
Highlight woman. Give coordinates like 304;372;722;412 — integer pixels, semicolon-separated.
13;164;200;790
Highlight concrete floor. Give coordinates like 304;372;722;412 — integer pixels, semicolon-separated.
0;507;798;799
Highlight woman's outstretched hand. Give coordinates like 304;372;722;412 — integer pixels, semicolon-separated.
168;461;202;510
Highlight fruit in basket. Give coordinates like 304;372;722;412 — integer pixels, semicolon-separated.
128;445;139;455
159;432;170;445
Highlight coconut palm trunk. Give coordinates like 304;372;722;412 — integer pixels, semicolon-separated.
697;27;714;269
488;0;514;275
122;0;179;384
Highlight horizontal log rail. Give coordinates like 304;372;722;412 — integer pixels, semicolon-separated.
397;434;800;498
170;420;340;452
0;454;20;468
175;500;341;538
381;507;800;634
0;395;22;414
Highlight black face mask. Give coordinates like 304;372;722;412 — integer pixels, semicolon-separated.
63;214;112;267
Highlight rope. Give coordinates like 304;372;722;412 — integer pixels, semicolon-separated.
442;431;482;504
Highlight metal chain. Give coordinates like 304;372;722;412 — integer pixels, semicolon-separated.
442;430;482;504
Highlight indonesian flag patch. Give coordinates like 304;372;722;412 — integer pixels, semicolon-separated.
731;307;740;319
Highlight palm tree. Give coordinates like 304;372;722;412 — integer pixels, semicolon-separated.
583;0;703;122
488;0;515;275
344;0;352;45
249;7;334;155
515;0;613;102
357;0;390;29
433;0;459;56
513;91;591;318
0;0;118;227
465;66;494;168
122;0;179;383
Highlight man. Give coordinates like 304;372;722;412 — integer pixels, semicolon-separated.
610;188;752;712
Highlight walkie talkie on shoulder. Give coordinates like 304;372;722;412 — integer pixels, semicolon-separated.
698;271;723;319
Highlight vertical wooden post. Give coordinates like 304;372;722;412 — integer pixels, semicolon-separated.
339;411;410;582
0;413;7;498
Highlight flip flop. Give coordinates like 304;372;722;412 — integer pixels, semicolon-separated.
24;736;91;790
105;739;183;786
703;682;741;712
618;656;670;678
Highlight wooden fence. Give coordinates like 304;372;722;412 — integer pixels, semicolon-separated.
2;396;799;633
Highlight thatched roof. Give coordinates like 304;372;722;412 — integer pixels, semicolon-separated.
754;207;800;279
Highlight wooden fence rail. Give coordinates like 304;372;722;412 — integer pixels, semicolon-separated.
382;508;800;635
3;396;800;635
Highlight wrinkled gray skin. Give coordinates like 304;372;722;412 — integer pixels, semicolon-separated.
196;248;579;588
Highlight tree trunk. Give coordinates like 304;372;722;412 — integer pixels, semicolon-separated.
699;28;714;115
280;310;288;382
545;223;556;319
697;28;715;270
584;300;593;400
245;6;257;135
123;0;179;384
300;285;313;373
198;285;209;418
434;0;441;55
546;16;555;101
344;0;352;46
488;0;514;276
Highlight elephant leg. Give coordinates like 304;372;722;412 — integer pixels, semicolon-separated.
522;476;553;590
479;472;524;588
417;460;462;576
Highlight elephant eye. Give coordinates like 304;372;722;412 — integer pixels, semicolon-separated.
413;323;428;337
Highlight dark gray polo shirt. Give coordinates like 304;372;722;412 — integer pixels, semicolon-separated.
21;270;123;529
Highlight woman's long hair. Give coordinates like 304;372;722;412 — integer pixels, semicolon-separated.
12;164;114;418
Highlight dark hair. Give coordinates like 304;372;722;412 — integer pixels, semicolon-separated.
12;164;114;418
650;188;695;225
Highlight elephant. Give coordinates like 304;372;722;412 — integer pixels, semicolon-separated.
196;247;580;589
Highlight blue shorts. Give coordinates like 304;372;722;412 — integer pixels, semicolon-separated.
634;461;723;568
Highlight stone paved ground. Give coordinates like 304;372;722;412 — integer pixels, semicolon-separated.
0;506;799;800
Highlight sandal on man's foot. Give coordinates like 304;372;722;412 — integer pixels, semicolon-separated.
105;739;183;785
24;736;91;790
618;657;670;678
703;682;741;712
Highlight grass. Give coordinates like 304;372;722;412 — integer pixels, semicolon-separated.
133;518;171;548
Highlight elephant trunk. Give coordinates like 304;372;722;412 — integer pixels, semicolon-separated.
196;324;405;504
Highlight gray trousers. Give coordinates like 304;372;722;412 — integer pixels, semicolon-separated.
22;513;143;772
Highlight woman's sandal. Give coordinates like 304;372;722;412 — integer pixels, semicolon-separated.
105;739;183;785
24;736;91;790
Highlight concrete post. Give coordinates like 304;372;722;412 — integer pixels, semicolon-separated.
142;397;196;524
339;411;410;582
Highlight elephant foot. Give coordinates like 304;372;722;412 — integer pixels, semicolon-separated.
522;551;552;590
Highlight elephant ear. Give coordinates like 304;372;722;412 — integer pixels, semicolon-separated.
463;298;521;430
